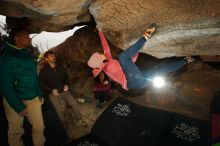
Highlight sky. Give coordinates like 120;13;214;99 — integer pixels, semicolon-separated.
0;15;85;53
0;15;7;36
31;26;85;53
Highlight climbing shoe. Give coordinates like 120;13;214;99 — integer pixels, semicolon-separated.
143;23;157;39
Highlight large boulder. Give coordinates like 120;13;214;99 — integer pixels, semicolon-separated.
0;0;91;32
51;26;220;121
51;25;121;97
1;2;220;138
90;0;220;58
0;0;219;57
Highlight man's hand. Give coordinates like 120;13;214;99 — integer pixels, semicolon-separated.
18;109;28;117
39;97;44;105
103;81;109;85
52;89;60;96
64;85;69;92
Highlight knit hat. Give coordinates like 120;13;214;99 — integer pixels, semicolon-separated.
87;52;105;68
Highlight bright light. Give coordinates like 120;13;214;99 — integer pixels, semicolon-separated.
152;76;165;88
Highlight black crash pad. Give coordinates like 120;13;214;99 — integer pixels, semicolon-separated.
66;97;210;146
64;133;108;146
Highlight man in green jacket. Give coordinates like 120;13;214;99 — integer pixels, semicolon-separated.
0;28;45;146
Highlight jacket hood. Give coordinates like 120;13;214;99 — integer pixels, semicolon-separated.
87;52;105;69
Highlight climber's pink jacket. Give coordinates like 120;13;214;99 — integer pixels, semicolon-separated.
87;31;138;90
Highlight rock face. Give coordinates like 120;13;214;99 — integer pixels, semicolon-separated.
1;1;220;139
0;0;92;31
0;0;220;58
51;25;121;97
90;0;220;58
51;26;220;140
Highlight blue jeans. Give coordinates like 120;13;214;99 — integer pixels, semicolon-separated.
119;37;187;89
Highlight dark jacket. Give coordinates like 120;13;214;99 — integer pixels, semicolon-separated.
39;63;69;95
0;42;43;113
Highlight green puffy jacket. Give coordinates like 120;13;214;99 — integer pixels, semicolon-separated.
0;42;42;113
